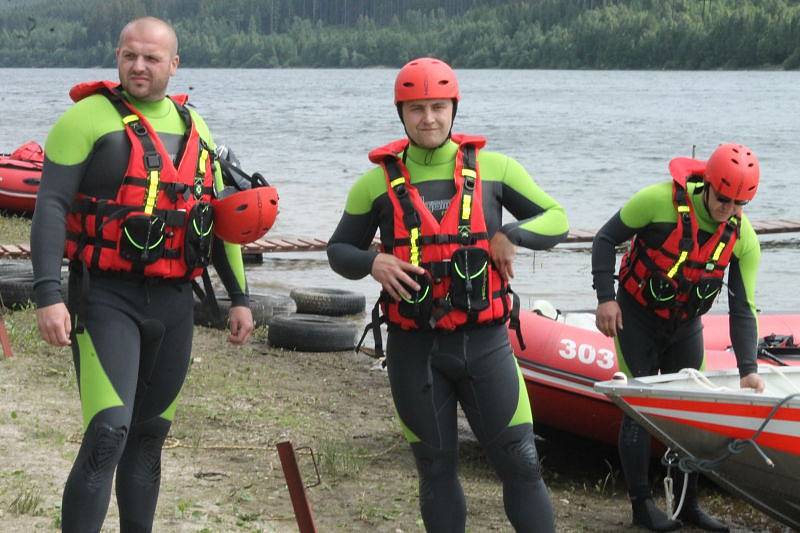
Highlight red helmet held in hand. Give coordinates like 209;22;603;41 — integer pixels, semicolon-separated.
394;57;460;104
704;143;760;202
212;177;279;245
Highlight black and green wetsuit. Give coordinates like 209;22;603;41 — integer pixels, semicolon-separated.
328;139;568;532
31;91;249;533
592;180;760;503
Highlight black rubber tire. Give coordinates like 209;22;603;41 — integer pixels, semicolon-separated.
0;264;67;309
194;293;296;329
267;314;357;352
289;287;366;316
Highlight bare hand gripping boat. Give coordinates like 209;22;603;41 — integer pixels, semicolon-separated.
595;366;800;529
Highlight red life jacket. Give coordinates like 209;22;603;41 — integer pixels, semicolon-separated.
619;173;739;322
369;134;511;331
64;81;215;280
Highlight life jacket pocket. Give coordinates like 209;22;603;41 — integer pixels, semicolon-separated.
642;271;679;309
450;247;490;313
685;276;723;317
183;202;214;269
398;273;433;321
118;213;166;265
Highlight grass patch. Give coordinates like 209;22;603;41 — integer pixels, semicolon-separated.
0;214;31;244
4;304;46;355
8;487;42;516
318;439;367;482
593;459;620;496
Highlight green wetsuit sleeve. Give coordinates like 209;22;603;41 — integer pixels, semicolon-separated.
727;218;760;377
591;211;638;303
327;168;383;280
191;111;249;306
32;101;97;307
493;155;569;249
591;183;671;304
618;182;674;228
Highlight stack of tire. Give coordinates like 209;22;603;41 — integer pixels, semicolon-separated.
0;262;68;309
193;293;297;329
267;288;366;352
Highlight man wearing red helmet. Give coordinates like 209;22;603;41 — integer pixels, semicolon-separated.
328;57;567;532
592;144;765;532
31;17;253;532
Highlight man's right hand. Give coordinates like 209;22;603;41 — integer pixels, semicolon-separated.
370;253;426;302
36;303;72;346
595;300;623;338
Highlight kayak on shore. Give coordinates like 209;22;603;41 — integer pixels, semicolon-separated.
0;141;43;215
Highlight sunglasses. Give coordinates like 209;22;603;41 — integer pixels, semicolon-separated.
710;187;749;207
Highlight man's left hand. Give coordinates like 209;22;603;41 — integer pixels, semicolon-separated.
490;232;516;281
228;306;254;345
740;372;765;393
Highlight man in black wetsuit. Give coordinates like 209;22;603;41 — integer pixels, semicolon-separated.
32;17;253;532
328;57;569;532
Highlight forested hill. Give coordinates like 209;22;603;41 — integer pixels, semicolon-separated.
1;0;798;69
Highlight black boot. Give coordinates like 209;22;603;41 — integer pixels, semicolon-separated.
631;497;682;532
674;473;729;532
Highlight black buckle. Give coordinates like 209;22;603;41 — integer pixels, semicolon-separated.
427;261;450;279
394;183;407;198
458;226;471;245
402;211;419;229
463;176;475;191
144;153;162;170
130;121;148;137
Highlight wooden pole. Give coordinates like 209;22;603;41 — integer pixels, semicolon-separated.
0;317;13;357
276;441;318;533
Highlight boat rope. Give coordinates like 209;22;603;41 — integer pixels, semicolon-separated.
678;368;733;392
662;449;689;519
765;364;800;394
663;392;800;476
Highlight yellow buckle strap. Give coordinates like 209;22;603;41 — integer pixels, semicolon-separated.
122;114;139;124
144;170;160;214
409;227;420;266
461;194;472;221
390;177;405;188
198;148;209;176
711;241;726;263
462;168;476;178
677;205;690;213
667;251;688;279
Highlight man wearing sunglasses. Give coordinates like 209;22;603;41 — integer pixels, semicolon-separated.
591;143;765;532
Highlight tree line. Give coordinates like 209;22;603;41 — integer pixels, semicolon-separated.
1;0;798;69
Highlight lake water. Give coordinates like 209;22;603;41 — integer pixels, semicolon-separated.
1;68;798;313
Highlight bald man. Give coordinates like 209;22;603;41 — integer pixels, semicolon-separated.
31;17;253;532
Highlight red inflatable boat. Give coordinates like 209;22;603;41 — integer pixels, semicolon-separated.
0;141;43;215
510;304;800;445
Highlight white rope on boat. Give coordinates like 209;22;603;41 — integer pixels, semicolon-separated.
678;368;733;392
765;364;800;394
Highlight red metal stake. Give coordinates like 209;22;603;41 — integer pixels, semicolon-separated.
0;317;13;358
277;441;318;533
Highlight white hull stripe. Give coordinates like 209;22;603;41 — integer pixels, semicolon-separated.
637;405;800;438
519;366;609;402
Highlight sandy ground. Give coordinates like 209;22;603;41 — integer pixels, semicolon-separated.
0;306;790;532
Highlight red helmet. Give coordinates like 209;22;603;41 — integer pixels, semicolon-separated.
704;143;760;202
394;57;460;104
212;185;279;244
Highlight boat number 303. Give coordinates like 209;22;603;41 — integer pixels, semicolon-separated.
557;339;615;369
